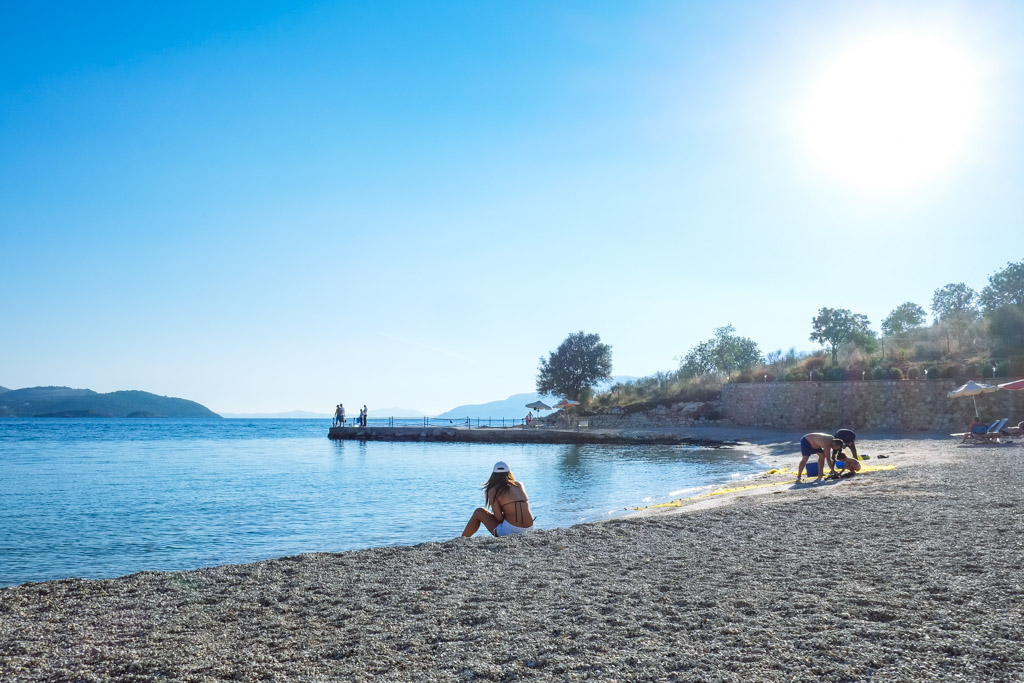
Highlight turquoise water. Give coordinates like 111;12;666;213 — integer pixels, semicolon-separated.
0;419;766;587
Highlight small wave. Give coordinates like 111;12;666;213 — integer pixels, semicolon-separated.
668;485;713;497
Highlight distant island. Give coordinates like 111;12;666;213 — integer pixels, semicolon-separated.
0;386;220;418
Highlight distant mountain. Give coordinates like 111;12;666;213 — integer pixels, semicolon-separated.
0;386;8;393
436;392;559;420
0;386;220;418
220;410;331;419
435;378;639;419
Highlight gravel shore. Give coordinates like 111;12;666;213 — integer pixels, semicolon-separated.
2;435;1022;681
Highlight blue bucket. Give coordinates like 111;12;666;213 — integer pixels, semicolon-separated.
805;462;819;476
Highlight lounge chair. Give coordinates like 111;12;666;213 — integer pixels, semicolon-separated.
959;418;1013;445
952;419;998;440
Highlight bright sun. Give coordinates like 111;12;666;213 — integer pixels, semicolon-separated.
801;31;979;193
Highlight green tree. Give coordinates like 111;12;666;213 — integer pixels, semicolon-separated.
979;260;1024;312
680;340;716;377
988;304;1024;350
931;283;978;353
712;325;762;376
680;325;762;378
536;331;612;402
881;302;926;358
809;307;871;366
881;302;926;337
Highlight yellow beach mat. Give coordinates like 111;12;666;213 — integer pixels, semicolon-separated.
629;464;897;510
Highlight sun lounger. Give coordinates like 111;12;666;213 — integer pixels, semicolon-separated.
951;419;999;439
958;418;1015;444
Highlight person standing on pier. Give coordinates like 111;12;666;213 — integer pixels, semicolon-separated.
338;404;345;426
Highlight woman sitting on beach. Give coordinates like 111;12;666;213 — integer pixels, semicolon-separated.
461;461;535;537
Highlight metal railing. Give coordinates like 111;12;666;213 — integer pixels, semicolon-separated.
333;416;541;429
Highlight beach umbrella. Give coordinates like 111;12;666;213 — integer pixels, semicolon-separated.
525;401;551;411
553;399;580;410
997;378;1024;391
947;380;999;417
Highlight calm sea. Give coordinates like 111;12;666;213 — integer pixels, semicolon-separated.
0;418;766;587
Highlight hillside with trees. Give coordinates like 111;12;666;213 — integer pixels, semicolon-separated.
555;259;1024;414
0;387;220;418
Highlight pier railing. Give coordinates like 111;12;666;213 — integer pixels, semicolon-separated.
335;416;544;429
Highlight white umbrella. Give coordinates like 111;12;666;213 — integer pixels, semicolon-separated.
948;380;999;417
525;401;552;411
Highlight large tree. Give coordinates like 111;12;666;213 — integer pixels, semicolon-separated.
881;302;926;337
931;282;979;353
809;307;872;366
536;331;612;402
881;301;926;358
988;304;1024;349
979;260;1024;312
680;325;762;378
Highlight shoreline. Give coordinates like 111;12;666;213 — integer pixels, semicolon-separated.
3;433;1021;680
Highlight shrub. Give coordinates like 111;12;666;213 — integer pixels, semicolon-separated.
994;360;1011;378
872;367;888;380
824;367;846;381
887;367;903;380
922;365;940;379
906;367;920;379
941;364;962;380
804;356;828;372
784;370;804;382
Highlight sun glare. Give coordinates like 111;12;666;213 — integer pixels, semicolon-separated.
801;31;979;193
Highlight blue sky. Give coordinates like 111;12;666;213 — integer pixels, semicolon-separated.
3;1;1023;415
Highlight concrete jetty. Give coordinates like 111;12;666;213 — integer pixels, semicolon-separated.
327;426;731;446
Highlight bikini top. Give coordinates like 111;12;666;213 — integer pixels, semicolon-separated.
499;496;530;524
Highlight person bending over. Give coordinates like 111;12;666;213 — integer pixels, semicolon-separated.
834;428;859;460
462;461;535;537
797;433;843;483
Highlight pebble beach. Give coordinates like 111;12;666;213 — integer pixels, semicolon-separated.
1;433;1022;681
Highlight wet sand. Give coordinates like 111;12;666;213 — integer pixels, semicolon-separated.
1;433;1022;681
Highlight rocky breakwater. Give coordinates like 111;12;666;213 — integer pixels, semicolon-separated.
584;401;732;430
327;425;728;446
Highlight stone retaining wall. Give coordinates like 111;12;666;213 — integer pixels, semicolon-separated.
582;380;1024;432
719;380;1024;431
